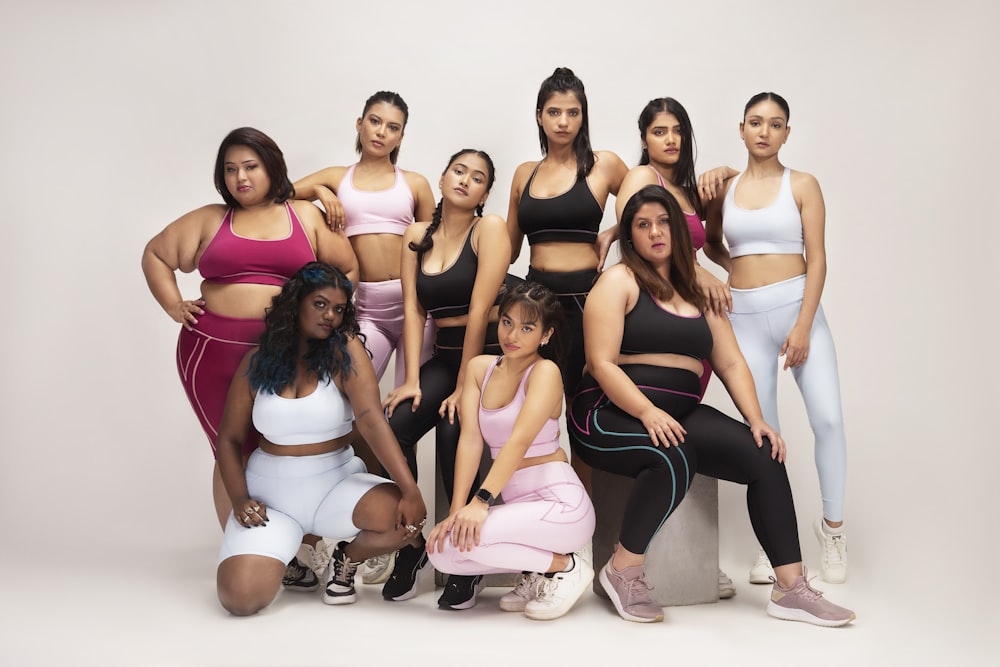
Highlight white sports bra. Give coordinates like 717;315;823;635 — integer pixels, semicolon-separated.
722;168;804;258
252;378;354;446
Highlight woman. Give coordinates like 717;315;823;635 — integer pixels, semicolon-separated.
141;127;358;536
506;67;628;492
292;91;436;583
569;186;854;627
427;283;595;618
379;148;511;602
704;92;849;585
215;262;426;616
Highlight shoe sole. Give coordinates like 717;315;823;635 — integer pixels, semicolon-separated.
438;578;486;610
598;567;663;623
499;597;530;612
524;567;594;621
284;582;320;593
382;559;431;601
719;586;736;599
766;601;855;627
361;552;397;585
323;590;357;605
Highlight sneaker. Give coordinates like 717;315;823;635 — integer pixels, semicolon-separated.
361;551;396;585
437;574;487;610
814;520;848;583
749;549;774;584
525;553;594;621
499;572;542;612
282;557;319;592
381;542;430;601
718;569;736;599
323;541;360;605
598;558;664;623
766;567;856;627
298;539;333;579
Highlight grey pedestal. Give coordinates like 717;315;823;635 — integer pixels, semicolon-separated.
591;469;719;606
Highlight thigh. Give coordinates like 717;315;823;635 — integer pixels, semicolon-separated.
217;507;303;565
313;472;393;540
728;308;781;428
388;355;455;444
682;404;782;485
791;305;845;426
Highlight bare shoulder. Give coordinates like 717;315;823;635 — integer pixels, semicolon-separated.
290;199;325;224
512;160;539;185
594;150;627;171
789;169;821;192
527;358;561;383
402;168;432;191
404;219;431;241
477;213;507;232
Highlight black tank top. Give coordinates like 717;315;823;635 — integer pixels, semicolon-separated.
621;290;712;360
416;223;479;320
517;165;604;246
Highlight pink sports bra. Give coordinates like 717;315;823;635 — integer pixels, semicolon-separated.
198;202;316;287
648;166;705;251
478;357;561;459
339;164;414;238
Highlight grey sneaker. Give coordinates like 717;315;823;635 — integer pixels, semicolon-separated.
282;557;319;592
718;569;736;599
525;553;594;621
749;548;774;584
766;568;856;627
598;559;663;623
361;551;396;585
814;520;848;583
499;572;542;612
323;541;360;605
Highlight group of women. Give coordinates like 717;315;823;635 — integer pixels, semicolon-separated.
142;67;854;627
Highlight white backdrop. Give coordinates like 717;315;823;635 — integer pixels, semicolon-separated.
1;0;996;649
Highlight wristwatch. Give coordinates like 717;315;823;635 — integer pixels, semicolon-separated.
474;488;497;506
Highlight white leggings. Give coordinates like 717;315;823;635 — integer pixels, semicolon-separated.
355;279;435;385
427;461;595;576
218;446;389;565
729;274;847;522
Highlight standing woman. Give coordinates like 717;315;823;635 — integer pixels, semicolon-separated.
570;185;854;627
379;149;511;602
427;282;595;618
705;93;850;584
506;67;628;492
142;127;358;530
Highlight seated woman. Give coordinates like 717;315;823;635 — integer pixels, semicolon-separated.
215;262;426;616
427;282;595;618
568;185;854;627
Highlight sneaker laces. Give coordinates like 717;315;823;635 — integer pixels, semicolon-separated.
535;576;558;602
623;572;655;606
310;543;332;575
789;574;825;601
331;550;359;585
821;532;847;566
282;559;308;585
513;572;539;598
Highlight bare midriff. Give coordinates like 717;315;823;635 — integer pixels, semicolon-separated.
516;448;568;471
730;254;805;290
200;282;282;320
258;431;355;458
353;234;405;282
528;242;599;273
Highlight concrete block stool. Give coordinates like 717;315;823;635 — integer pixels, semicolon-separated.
591;468;719;606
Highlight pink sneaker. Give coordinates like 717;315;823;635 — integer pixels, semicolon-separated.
767;568;855;627
598;558;663;623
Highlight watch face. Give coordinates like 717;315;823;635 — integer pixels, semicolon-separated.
476;489;494;505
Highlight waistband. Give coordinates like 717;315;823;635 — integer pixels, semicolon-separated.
526;267;598;296
356;279;403;303
730;274;806;314
184;307;266;343
576;365;702;408
246;445;356;477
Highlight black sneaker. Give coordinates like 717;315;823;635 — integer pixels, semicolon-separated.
381;542;430;601
323;541;360;605
282;557;319;592
437;574;486;610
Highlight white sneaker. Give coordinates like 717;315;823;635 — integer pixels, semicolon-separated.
814;520;847;583
718;569;736;599
749;549;774;584
361;551;396;585
297;539;333;579
524;553;594;621
499;572;542;612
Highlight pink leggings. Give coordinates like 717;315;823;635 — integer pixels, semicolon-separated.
176;309;265;457
355;279;434;385
427;461;595;575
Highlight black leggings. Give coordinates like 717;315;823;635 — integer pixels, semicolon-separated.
569;365;801;566
386;325;500;501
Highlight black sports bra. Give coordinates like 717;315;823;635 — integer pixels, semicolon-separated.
621;290;712;360
517;165;604;246
416;223;479;320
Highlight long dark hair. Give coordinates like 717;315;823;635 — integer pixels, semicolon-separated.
618;185;706;312
248;262;363;394
408;148;496;253
637;97;703;220
355;90;410;164
213;127;295;208
535;67;595;180
497;281;565;368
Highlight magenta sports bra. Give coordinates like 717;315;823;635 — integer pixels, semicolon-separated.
648;166;706;251
478;357;561;459
722;168;803;258
198;202;316;287
339;164;414;238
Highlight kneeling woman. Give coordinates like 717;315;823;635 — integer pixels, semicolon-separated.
427;282;595;619
215;262;426;616
569;186;853;627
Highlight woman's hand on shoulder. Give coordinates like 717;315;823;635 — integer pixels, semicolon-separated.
695;264;732;316
697;165;738;202
748;420;785;463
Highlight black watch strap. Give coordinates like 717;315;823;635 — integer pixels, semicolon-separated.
474;488;496;506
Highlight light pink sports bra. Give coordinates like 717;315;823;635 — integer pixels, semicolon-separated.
338;164;414;238
478;357;561;459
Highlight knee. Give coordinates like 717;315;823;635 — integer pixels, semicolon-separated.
217;582;271;617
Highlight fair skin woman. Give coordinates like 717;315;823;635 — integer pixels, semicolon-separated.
215;276;425;616
142;129;358;528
